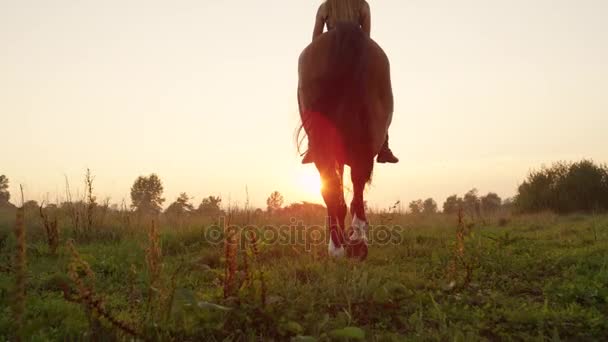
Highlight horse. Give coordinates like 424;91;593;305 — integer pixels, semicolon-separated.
297;22;394;260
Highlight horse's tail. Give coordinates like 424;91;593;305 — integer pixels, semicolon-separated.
299;22;373;182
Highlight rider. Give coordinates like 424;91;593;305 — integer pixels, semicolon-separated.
302;0;399;164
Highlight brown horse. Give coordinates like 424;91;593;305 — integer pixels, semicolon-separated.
298;23;393;259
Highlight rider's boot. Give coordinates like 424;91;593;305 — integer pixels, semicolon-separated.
377;135;399;164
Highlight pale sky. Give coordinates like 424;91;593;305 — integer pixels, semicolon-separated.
2;0;607;209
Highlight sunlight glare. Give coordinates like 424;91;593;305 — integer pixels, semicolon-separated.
297;168;323;196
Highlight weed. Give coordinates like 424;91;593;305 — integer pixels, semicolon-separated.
39;203;59;255
65;240;140;338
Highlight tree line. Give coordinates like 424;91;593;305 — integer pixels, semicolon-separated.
407;189;505;216
0;173;322;218
2;159;607;216
399;160;608;215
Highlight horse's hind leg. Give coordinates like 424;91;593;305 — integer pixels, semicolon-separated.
347;159;373;260
350;172;367;224
316;161;347;257
350;158;373;222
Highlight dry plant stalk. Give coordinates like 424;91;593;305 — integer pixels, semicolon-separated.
456;209;466;259
65;176;81;233
84;169;96;234
12;207;27;340
145;220;162;287
242;244;251;289
120;200;132;233
143;219;164;324
223;215;238;299
39;203;59;255
98;197;110;227
65;240;140;338
247;228;266;307
446;208;467;288
241;190;252;290
66;239;97;308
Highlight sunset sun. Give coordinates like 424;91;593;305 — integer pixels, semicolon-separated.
297;167;323;195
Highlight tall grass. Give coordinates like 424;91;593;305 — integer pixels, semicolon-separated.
1;182;608;340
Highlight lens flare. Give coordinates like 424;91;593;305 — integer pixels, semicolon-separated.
298;168;323;194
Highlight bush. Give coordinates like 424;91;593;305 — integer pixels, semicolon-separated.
515;160;608;214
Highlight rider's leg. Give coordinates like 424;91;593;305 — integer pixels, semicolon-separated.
304;136;399;164
377;134;399;163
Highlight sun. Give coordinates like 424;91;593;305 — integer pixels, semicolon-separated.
297;167;324;195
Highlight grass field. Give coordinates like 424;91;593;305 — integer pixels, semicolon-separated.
1;207;607;341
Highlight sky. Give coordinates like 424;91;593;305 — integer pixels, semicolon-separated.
1;0;607;210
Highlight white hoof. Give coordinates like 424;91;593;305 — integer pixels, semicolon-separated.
328;238;345;258
351;214;369;243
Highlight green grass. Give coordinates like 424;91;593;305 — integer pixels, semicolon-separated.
1;211;607;340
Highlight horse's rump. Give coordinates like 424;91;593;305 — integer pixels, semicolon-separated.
298;23;393;170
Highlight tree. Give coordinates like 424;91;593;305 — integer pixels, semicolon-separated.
0;175;9;205
463;189;481;217
422;198;438;214
266;191;284;213
481;193;502;213
130;174;165;214
23;200;40;211
443;195;463;214
408;199;423;215
165;192;194;216
198;196;222;216
502;197;515;210
281;201;326;219
515;160;608;213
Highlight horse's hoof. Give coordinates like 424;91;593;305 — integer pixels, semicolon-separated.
346;230;369;261
329;246;345;258
328;238;346;258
